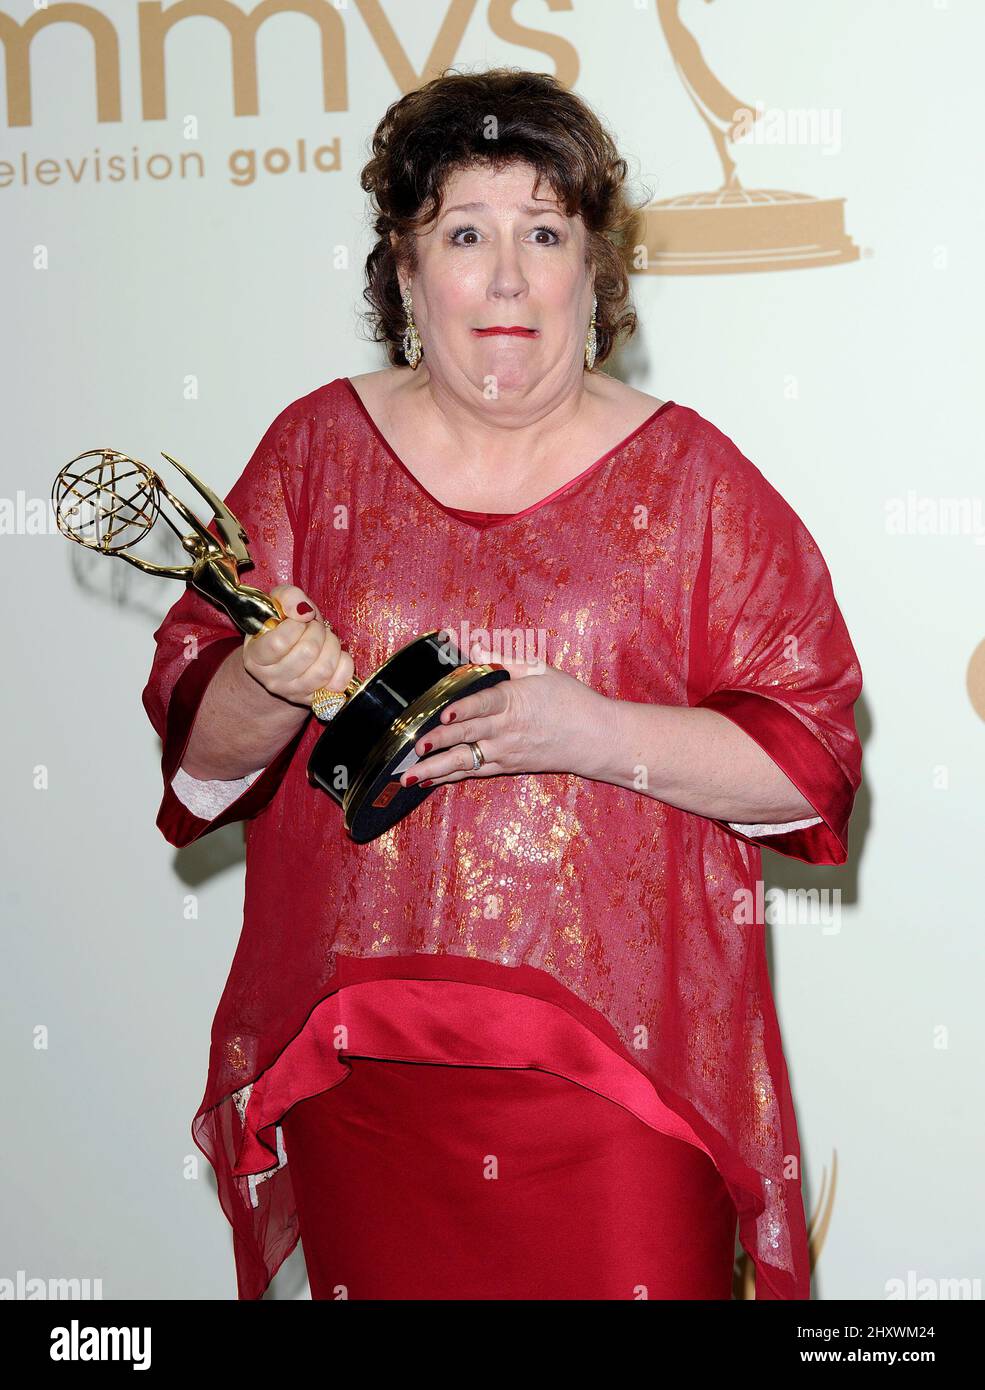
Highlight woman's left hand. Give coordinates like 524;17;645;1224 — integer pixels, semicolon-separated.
400;635;606;788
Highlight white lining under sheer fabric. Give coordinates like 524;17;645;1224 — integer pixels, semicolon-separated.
171;765;264;819
169;765;823;837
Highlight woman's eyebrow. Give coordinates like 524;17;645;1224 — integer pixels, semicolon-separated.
440;201;565;217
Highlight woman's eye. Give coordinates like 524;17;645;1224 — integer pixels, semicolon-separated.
447;224;561;246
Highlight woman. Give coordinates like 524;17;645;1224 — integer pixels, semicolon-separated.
142;69;863;1301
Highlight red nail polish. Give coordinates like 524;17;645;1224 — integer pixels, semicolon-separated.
422;741;432;752
420;779;433;787
405;775;418;786
447;711;456;722
297;601;313;615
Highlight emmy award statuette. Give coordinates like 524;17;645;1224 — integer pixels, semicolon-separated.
642;0;860;274
52;447;509;843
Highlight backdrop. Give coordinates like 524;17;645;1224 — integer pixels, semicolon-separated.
3;0;982;1301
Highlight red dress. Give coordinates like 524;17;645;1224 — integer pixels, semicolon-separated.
278;1054;739;1301
142;376;863;1300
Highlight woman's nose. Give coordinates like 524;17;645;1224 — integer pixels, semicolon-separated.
487;270;528;301
487;247;528;298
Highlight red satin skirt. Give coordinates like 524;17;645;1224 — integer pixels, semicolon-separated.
280;1056;738;1300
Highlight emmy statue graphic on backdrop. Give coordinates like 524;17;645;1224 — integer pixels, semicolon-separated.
52;447;509;843
644;0;860;274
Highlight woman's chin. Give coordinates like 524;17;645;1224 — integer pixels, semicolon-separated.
468;344;539;394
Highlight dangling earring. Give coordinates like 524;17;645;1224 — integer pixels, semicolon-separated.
402;284;423;369
584;293;598;371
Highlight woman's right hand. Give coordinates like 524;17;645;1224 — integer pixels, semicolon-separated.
242;585;355;708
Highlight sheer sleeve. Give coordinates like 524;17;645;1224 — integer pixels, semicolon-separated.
140;400;311;848
686;448;863;865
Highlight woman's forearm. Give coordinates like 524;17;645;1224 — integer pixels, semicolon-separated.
180;646;310;781
578;696;818;824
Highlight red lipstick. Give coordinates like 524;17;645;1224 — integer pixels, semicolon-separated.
472;327;539;337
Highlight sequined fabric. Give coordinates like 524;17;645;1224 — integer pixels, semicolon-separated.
141;376;863;1300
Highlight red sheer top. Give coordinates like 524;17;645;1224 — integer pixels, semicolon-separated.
142;376;863;1300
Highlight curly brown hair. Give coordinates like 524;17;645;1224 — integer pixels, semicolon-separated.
358;67;647;370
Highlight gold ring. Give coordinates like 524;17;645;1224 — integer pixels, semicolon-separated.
468;740;484;770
